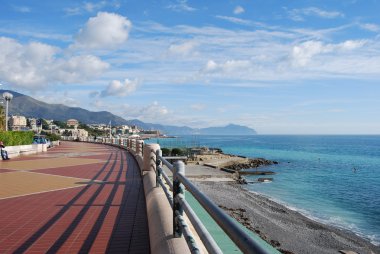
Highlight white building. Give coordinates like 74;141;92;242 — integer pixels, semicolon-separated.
10;115;27;131
59;128;88;138
66;119;79;128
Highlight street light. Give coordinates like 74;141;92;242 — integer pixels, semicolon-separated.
3;92;13;131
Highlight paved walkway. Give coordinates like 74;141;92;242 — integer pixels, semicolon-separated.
0;141;150;254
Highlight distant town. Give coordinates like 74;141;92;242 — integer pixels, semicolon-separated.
6;115;162;139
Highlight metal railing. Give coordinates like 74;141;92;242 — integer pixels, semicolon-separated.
156;150;270;254
64;136;272;254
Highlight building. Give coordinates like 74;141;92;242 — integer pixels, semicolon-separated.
66;119;79;128
59;128;88;138
10;115;27;131
28;118;38;131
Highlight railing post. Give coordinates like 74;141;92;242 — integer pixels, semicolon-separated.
156;149;162;187
136;140;144;157
173;161;185;238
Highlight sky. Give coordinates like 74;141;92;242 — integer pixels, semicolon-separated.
0;0;379;134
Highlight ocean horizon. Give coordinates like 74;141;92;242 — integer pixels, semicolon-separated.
148;134;380;246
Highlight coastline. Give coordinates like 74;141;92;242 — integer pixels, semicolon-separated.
179;151;379;254
192;179;379;254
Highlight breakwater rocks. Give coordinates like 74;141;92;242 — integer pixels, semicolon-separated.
225;158;278;171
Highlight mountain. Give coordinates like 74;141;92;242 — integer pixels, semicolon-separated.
121;120;256;135
1;89;128;125
198;124;257;135
125;119;196;135
1;90;257;135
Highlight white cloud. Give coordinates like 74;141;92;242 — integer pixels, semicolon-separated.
291;41;329;66
203;59;251;74
100;78;139;97
233;6;245;15
53;55;109;83
64;1;120;16
167;0;196;12
204;60;218;72
73;12;132;49
0;37;109;88
289;7;344;21
0;27;71;42
34;91;80;107
215;15;251;25
290;40;366;67
168;41;198;56
83;1;107;12
13;6;31;13
122;102;169;122
190;104;206;111
360;23;380;32
339;40;366;50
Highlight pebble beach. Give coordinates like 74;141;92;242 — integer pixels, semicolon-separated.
192;179;379;254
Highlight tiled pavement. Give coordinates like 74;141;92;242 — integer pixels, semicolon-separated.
0;141;150;254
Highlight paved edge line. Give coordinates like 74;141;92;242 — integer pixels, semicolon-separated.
0;185;87;201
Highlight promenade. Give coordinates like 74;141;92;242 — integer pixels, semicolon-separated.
0;141;149;253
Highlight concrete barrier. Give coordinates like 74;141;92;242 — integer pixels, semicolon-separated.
140;143;189;254
143;144;160;172
143;170;189;254
2;141;60;159
4;144;43;158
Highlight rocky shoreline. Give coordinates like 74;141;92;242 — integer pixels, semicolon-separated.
224;157;278;171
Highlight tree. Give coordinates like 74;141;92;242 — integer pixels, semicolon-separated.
42;119;49;130
53;120;67;129
161;148;171;156
171;148;185;156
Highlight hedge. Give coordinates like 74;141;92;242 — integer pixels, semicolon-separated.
0;131;34;146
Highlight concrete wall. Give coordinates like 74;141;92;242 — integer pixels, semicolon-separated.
3;141;60;158
141;144;189;254
4;144;44;158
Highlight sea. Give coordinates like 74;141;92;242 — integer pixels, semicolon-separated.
148;135;380;245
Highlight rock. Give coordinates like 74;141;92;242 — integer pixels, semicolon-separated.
339;251;358;254
225;158;277;171
278;249;295;254
270;239;281;247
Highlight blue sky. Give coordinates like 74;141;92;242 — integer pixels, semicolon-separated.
0;0;379;134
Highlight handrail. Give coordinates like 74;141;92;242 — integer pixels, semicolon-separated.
177;172;268;254
157;153;270;254
158;165;222;253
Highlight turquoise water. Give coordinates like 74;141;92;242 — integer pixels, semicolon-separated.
149;135;380;245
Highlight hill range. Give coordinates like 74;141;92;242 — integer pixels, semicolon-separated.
1;89;257;135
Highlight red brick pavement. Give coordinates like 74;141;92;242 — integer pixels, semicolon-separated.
0;142;150;254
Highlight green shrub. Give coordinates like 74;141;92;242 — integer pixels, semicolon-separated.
161;147;171;156
171;148;185;156
47;133;61;141
40;131;61;141
0;131;34;146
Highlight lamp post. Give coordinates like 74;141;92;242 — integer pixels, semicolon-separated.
3;92;13;131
